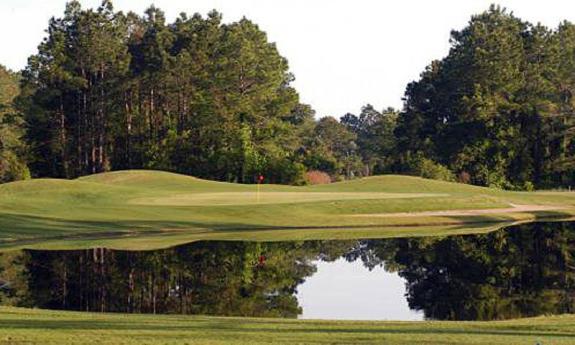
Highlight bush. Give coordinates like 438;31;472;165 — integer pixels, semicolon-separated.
406;154;455;182
303;153;338;175
486;171;511;189
305;170;332;185
523;181;535;191
419;159;455;181
0;151;30;183
264;159;307;186
458;171;471;184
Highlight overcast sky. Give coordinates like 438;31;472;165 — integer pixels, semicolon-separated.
1;1;575;117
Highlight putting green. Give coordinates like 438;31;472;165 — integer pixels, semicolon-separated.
131;191;447;206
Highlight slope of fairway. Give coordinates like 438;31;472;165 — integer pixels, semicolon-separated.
78;169;256;193
310;174;497;193
1;169;575;250
78;169;495;194
0;306;574;345
132;191;447;206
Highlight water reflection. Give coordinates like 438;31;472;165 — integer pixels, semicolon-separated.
297;258;423;320
0;221;574;320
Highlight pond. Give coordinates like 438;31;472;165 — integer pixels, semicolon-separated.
0;221;574;321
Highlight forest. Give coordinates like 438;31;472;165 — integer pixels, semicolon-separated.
1;1;575;189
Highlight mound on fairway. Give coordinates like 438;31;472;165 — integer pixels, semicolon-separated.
0;169;574;250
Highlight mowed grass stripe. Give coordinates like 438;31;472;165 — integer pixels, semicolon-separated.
131;192;446;206
0;307;574;345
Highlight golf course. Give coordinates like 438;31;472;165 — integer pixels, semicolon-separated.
4;1;575;343
1;169;575;251
2;171;575;344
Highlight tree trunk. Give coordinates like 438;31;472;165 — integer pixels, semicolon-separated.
59;96;69;178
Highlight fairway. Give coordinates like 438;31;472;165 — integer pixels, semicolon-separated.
351;203;566;217
132;191;445;206
1;170;575;250
0;307;574;345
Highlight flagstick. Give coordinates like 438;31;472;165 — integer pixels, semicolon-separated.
256;175;264;204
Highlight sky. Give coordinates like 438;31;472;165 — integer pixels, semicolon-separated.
1;1;575;117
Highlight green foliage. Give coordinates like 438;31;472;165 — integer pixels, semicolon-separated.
395;5;575;190
0;65;29;183
264;158;306;185
405;153;455;182
523;181;535;192
341;105;398;175
0;152;30;183
19;1;308;184
301;116;363;179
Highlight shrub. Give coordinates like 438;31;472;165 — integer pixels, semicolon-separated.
406;154;455;182
264;159;307;186
486;171;511;189
523;181;535;191
419;159;455;182
458;171;471;184
0;151;30;183
305;170;332;185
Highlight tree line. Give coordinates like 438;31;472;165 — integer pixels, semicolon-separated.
2;2;575;189
395;5;575;189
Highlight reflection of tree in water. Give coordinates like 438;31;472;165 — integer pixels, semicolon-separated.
0;251;29;306
0;240;355;317
0;222;573;320
364;222;575;320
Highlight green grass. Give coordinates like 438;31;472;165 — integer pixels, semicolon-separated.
0;306;573;344
1;169;575;250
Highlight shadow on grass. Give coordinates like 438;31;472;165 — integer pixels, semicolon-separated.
442;210;575;228
1;210;574;251
0;318;573;339
533;210;575;220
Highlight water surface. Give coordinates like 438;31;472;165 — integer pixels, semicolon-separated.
297;258;423;320
0;221;573;321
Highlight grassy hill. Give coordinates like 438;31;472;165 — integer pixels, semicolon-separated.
1;170;574;250
1;306;574;345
